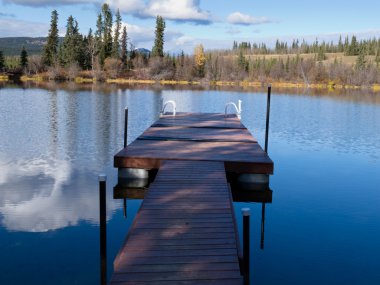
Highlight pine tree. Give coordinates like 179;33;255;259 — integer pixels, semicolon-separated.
375;47;380;68
102;3;113;59
43;10;59;66
338;35;344;52
0;50;4;71
112;9;122;58
317;46;326;61
82;30;93;70
152;16;165;57
349;35;359;56
60;15;82;67
343;36;348;54
355;45;367;70
237;49;248;72
20;46;28;68
92;13;104;62
120;26;128;69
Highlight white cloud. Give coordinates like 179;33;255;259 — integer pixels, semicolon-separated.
124;22;155;43
106;0;145;13
142;0;211;24
107;0;212;24
2;0;96;6
122;21;183;49
227;12;272;26
0;18;49;37
3;0;212;24
175;36;194;46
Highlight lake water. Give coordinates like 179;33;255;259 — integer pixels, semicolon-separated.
0;83;379;285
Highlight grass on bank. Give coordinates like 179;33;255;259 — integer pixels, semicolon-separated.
0;75;9;81
16;74;380;92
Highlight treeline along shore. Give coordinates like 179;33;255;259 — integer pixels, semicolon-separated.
1;3;380;91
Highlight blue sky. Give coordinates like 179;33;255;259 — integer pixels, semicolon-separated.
0;0;380;53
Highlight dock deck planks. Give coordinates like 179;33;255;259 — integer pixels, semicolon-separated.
110;160;243;284
114;113;273;174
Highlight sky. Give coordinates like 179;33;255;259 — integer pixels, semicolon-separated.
0;0;380;53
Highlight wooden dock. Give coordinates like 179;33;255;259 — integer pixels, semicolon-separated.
111;160;243;284
111;113;274;284
115;113;273;174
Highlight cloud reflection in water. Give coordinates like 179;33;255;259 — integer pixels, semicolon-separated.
0;155;116;232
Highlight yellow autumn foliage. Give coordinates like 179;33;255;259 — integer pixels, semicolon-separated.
194;44;206;75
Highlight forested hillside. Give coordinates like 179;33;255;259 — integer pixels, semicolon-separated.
0;37;49;56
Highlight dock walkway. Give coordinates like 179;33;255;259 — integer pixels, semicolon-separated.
111;160;243;284
111;112;274;284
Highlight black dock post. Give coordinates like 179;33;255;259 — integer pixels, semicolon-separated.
242;207;251;285
123;197;127;218
261;203;266;250
124;107;128;148
264;85;271;153
99;174;107;285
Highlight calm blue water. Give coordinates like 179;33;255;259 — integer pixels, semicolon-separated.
0;84;379;285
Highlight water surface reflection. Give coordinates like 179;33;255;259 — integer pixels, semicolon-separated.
0;82;379;285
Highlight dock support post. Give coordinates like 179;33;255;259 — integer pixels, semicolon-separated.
123;197;127;218
242;207;251;285
99;174;107;285
264;85;271;153
261;203;266;250
124;107;128;148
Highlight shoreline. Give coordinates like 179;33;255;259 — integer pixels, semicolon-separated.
1;74;380;92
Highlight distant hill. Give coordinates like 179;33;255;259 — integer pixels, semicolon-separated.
0;37;49;56
135;48;151;56
0;37;151;58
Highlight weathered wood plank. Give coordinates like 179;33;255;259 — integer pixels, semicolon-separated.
152;113;246;129
123;244;238;251
127;232;236;240
111;280;243;285
111;160;243;284
111;270;242;282
114;262;240;273
115;254;240;267
117;248;238;258
131;217;233;224
139;126;256;143
114;140;273;174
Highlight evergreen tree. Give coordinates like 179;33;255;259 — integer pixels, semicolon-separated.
0;50;4;71
349;35;359;56
120;26;128;68
43;10;59;66
82;31;93;70
152;16;165;57
112;9;122;58
101;3;113;59
20;46;28;68
338;35;344;52
344;36;350;55
237;49;249;72
317;46;326;61
95;13;103;61
375;47;380;68
60;15;82;67
355;45;367;70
